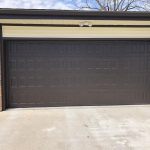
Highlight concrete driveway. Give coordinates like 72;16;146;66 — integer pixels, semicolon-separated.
0;105;150;150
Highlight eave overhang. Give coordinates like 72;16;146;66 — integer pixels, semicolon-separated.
0;9;150;38
0;9;150;20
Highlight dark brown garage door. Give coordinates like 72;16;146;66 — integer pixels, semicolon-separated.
4;40;150;108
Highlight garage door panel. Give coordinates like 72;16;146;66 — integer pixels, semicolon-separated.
5;40;150;108
8;88;147;107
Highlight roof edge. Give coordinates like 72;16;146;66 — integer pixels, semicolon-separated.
0;8;150;20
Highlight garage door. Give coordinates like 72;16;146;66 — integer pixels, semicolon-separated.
5;40;150;108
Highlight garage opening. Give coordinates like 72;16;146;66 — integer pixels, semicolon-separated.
4;39;150;108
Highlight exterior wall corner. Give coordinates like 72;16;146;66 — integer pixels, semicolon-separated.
0;25;3;111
